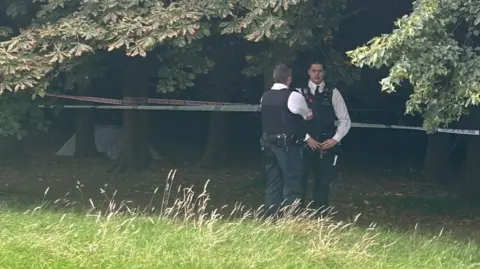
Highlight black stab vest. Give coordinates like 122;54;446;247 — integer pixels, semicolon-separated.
261;88;305;138
298;85;336;141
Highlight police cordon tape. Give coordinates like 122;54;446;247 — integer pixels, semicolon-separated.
41;92;480;135
38;104;480;136
44;93;240;106
348;122;479;135
39;104;261;111
43;92;401;112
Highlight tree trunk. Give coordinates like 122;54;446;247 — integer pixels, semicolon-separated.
74;82;97;157
464;108;480;198
0;137;27;165
113;108;150;173
199;111;229;168
423;133;451;184
255;65;275;186
110;57;151;173
199;81;234;168
263;65;274;93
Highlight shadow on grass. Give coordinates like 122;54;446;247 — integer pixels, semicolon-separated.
2;160;480;242
353;194;480;217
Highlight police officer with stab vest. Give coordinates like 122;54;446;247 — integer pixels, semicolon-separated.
260;64;314;218
296;60;351;214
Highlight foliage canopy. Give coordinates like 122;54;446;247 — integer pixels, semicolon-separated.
0;0;352;94
347;0;480;130
0;0;358;138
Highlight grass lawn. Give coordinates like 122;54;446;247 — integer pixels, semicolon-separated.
0;189;479;269
1;147;480;268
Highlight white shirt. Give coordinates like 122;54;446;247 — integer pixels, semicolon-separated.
302;80;351;142
260;83;312;120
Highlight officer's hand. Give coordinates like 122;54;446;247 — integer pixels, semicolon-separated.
307;137;322;150
305;109;314;120
320;139;338;150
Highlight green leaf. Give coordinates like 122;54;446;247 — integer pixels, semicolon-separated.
474;15;480;26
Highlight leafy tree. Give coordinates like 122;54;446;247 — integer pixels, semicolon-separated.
0;0;358;171
347;0;480;130
0;1;51;142
0;0;364;93
347;0;480;194
0;91;49;139
240;0;361;86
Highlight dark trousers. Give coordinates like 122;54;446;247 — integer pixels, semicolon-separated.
263;144;303;217
301;149;336;210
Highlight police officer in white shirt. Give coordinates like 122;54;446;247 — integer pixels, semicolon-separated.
260;64;313;218
296;60;351;214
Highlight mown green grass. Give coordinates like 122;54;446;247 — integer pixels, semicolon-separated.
0;176;479;269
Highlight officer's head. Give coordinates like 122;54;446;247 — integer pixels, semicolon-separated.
308;60;325;84
273;64;292;86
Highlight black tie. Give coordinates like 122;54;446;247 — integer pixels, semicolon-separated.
315;85;320;95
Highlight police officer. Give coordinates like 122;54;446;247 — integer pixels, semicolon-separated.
260;64;313;218
297;60;351;214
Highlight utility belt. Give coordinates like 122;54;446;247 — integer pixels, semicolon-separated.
309;132;335;142
260;133;304;149
304;132;342;155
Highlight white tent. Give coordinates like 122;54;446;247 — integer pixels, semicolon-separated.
55;125;162;160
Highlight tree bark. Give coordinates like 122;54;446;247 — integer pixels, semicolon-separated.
199;110;229;168
199;82;234;168
74;82;97;157
464;108;480;198
263;65;274;93
423;133;451;184
255;65;275;186
0;137;27;165
110;57;151;173
113;108;150;173
198;44;253;168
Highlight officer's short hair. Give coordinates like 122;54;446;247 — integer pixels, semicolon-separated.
308;59;324;69
272;64;292;84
